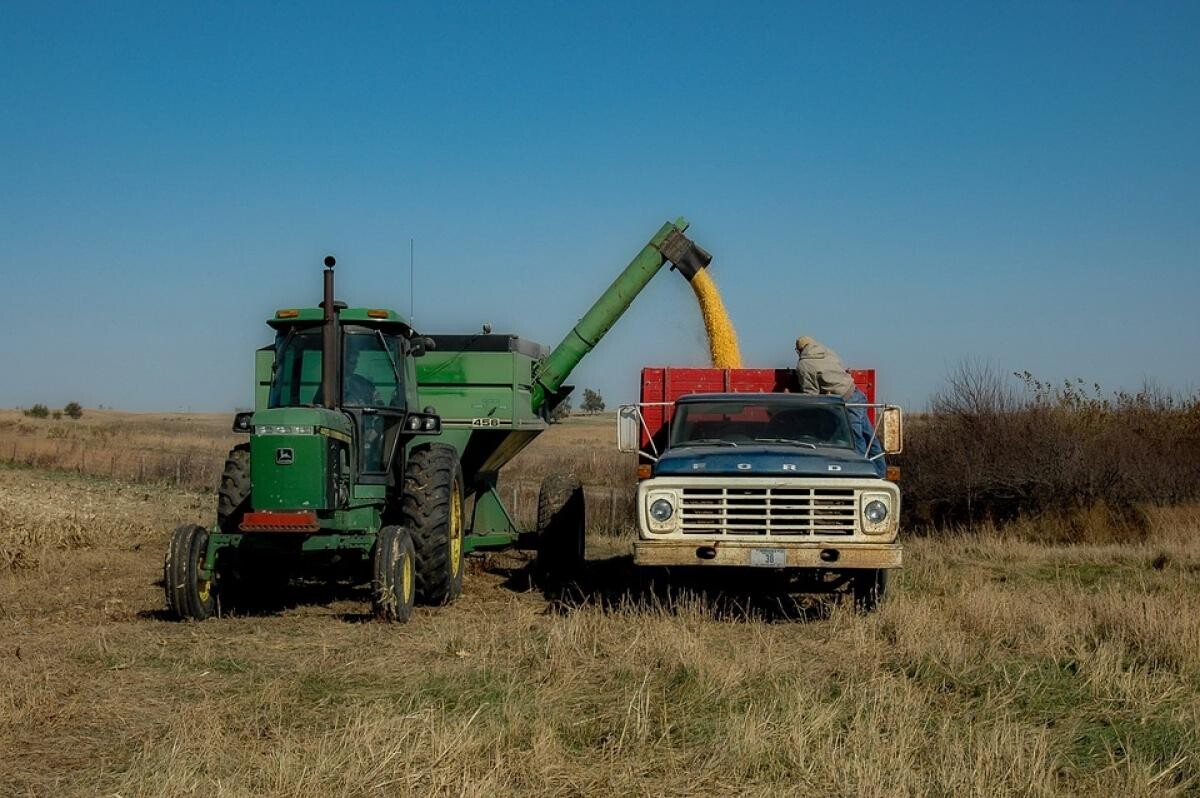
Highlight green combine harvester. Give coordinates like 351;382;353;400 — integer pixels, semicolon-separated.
164;219;711;621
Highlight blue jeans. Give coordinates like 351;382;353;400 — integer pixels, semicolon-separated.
847;388;886;477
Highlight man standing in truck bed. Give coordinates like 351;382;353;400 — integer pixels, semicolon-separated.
795;336;885;476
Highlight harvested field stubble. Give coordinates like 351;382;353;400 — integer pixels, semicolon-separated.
2;463;1200;796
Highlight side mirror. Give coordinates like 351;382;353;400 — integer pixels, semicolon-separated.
881;406;903;454
617;406;641;453
409;336;436;358
232;412;253;433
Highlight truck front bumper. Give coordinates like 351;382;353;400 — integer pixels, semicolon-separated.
634;539;903;569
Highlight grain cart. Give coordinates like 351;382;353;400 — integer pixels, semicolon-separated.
617;367;904;611
164;219;712;621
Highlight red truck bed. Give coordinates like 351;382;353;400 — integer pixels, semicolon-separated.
638;366;876;450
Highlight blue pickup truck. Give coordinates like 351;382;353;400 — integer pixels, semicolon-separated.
617;390;904;610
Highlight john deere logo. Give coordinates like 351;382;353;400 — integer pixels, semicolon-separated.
276;448;294;465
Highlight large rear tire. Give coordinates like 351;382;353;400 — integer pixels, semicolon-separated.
534;473;586;586
164;524;216;621
217;444;251;533
402;444;465;605
851;568;890;613
372;525;416;623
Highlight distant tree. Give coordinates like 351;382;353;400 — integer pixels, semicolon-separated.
581;388;605;414
550;396;572;423
52;411;63;420
63;402;83;420
24;404;49;419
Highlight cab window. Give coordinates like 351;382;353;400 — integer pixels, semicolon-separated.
269;326;323;407
343;327;404;408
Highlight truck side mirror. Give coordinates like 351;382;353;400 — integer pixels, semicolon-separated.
881;406;903;454
617;406;641;453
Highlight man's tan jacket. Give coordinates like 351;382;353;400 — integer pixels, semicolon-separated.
796;338;855;399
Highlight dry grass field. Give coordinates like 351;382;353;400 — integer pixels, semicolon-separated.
2;412;1199;796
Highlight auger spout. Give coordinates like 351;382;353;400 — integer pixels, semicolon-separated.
530;218;711;412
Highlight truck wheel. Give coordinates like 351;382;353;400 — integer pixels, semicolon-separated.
372;525;416;623
217;444;251;533
164;524;216;620
851;569;889;613
534;473;586;585
402;444;465;605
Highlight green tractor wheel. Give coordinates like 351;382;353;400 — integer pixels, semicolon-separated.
534;473;586;585
164;524;216;620
403;444;465;605
372;525;416;623
217;443;251;532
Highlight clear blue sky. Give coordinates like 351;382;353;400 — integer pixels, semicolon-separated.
2;2;1197;412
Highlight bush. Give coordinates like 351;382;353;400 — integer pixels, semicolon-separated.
896;362;1200;539
23;404;49;419
63;402;83;420
581;388;605;414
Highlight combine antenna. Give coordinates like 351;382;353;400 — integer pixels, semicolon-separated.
409;238;415;324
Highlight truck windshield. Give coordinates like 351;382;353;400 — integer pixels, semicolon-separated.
670;401;854;449
269;324;405;408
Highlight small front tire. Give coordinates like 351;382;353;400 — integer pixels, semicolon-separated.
164;524;217;621
373;525;417;623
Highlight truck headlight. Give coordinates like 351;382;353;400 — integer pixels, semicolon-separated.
860;492;895;535
649;498;674;522
643;490;679;533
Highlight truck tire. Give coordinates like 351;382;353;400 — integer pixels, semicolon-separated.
164;524;216;620
402;444;465;605
534;473;586;585
217;444;251;533
851;568;889;613
372;525;416;623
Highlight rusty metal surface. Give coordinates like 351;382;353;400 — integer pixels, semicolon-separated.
633;539;903;569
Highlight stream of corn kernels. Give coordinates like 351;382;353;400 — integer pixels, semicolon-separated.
689;270;743;368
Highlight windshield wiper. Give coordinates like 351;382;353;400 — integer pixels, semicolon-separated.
753;438;818;449
376;330;403;384
677;438;739;447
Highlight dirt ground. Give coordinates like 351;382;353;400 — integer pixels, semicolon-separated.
2;463;1199;796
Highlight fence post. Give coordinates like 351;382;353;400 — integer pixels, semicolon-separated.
139;454;145;481
175;458;182;486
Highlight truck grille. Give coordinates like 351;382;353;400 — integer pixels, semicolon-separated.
679;487;858;536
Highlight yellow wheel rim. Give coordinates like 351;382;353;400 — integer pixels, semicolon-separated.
449;480;463;577
196;549;211;603
401;549;414;604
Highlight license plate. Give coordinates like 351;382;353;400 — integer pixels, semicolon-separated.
749;548;787;568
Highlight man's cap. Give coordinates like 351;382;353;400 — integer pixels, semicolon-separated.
795;336;816;351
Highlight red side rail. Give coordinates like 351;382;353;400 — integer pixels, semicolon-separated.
638;366;875;450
